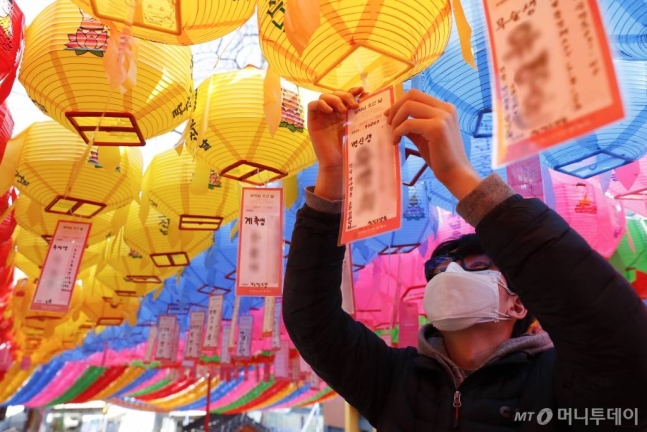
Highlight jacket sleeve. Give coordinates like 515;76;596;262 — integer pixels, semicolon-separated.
464;176;647;427
283;202;415;427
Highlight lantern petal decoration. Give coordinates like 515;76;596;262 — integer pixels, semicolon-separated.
417;0;492;137
541;60;647;178
123;202;213;269
187;67;316;185
258;0;452;92
608;155;647;201
143;148;241;232
19;0;194;145
601;0;647;61
70;0;256;46
12;122;143;217
14;195;116;246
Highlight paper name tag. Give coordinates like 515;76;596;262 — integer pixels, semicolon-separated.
155;315;176;362
144;327;157;363
263;296;276;337
484;0;624;166
235;315;253;359
237;188;284;297
340;87;402;244
221;322;231;365
185;311;205;360
30;221;91;313
340;246;355;315
271;298;282;350
202;295;223;352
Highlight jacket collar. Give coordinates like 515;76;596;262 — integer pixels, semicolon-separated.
415;324;554;386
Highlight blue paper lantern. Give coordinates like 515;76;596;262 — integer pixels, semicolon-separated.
602;0;647;60
541;60;647;178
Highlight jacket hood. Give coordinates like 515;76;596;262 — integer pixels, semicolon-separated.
417;323;554;387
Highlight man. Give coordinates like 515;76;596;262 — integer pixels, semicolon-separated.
283;88;647;430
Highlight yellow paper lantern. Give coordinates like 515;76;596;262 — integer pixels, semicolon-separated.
13;227;103;271
12;121;142;218
258;0;452;92
13;252;41;282
124;202;213;269
19;0;193;145
143;148;241;231
14;195;117;246
186;66;316;185
70;0;256;45
96;265;162;298
81;280;139;326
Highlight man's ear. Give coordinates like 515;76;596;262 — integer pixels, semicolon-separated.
507;296;527;320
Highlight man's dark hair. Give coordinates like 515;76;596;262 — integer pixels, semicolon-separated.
429;233;535;338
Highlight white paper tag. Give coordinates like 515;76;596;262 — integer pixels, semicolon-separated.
310;371;321;390
185;311;205;360
271;298;282;350
30;221;91;313
202;295;223;351
171;321;181;363
155;315;176;362
235;315;254;359
229;296;240;350
144;327;157;363
274;339;290;379
221;322;231;364
263;296;276;337
340;88;401;244
340;246;355;315
237;188;284;297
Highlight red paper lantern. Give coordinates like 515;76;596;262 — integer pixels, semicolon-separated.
0;0;24;102
0;101;13;168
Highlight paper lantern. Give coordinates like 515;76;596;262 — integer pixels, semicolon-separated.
258;0;452;92
13;227;103;270
70;0;255;45
142;148;240;231
607;156;647;201
0;101;13;165
549;170;626;258
14;195;116;246
609;218;647;282
602;0;647;60
19;0;193;145
0;0;24;103
0;101;15;194
104;236;177;285
124;203;213;269
186;67;316;185
81;281;139;326
541;61;647;178
12;121;142;217
417;0;491;137
96;265;162;299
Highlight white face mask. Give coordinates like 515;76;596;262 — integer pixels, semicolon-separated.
423;262;513;332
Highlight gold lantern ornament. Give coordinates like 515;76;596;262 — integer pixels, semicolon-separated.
19;0;194;146
142;148;240;232
12;121;142;218
14;195;116;246
185;66;316;185
258;0;453;92
70;0;256;45
124;202;213;269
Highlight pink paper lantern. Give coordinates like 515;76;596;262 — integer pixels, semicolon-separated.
550;170;626;258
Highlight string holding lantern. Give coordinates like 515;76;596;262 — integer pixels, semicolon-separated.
18;0;194;146
11;121;142;218
258;0;454;92
186;66;316;186
70;0;256;45
141;148;240;232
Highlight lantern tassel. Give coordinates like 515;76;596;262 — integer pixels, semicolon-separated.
284;0;321;56
263;65;283;138
451;0;475;69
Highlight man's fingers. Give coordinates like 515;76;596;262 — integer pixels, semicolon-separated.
332;90;360;109
308;99;334;114
386;89;454;124
389;101;447;133
319;94;349;113
392;118;440;146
